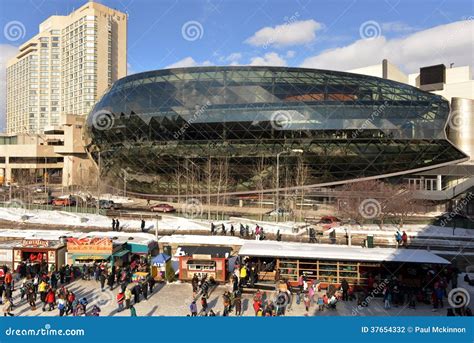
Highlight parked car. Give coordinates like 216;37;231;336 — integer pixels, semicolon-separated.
150;203;176;213
32;196;53;205
52;197;76;206
97;200;122;210
266;208;293;216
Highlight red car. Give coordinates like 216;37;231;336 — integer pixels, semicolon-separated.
52;197;76;206
150;203;176;213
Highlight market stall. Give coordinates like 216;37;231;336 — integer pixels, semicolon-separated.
12;239;66;272
177;246;231;283
151;253;171;281
238;241;450;289
66;237;129;267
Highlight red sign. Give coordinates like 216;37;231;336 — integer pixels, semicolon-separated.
67;237;113;254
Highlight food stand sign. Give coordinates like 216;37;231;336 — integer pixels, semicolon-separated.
22;239;50;248
67;237;113;254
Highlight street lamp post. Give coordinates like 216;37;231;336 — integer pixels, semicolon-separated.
122;169;128;197
275;149;303;222
96;151;101;214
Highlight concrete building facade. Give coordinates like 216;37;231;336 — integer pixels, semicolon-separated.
0;115;96;187
6;1;127;134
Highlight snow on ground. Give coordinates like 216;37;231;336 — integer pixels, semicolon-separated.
0;207;473;243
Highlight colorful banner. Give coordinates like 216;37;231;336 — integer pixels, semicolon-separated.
66;238;113;254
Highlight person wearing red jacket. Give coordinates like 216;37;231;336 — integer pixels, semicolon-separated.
116;291;125;312
44;288;56;311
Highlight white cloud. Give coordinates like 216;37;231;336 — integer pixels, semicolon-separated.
381;21;418;34
0;44;18;132
286;50;296;58
245;19;322;48
300;20;474;73
249;52;287;66
225;52;242;63
165;57;212;69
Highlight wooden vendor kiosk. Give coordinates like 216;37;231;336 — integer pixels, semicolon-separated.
238;241;450;289
13;239;66;272
177;246;231;283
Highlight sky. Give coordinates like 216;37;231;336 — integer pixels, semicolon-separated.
0;0;473;130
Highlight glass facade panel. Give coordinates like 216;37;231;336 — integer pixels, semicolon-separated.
84;66;467;195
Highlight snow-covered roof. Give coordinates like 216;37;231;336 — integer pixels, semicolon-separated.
158;235;244;246
0;229;80;241
238;241;450;264
76;231;157;246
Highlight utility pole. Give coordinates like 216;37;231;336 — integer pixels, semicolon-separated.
122;169;127;197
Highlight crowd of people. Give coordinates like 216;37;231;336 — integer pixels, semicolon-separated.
0;255;156;317
210;223;266;240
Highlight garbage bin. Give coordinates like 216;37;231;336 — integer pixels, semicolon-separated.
366;234;374;248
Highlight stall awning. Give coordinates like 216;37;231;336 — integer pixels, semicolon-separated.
74;255;109;260
238;241;450;265
112;249;130;258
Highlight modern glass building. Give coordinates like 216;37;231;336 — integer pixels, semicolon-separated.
84;66;467;195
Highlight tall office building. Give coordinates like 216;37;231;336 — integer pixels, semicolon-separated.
6;1;127;134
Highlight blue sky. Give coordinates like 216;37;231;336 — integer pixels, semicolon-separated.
1;0;472;73
0;0;472;130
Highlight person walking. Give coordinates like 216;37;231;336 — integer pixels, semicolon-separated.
3;298;14;317
341;279;349;301
210;223;215;236
58;296;66;316
130;305;137;316
276;229;282;241
116;291;125;312
124;288;132;309
99;272;106;291
230;224;235;236
304;293;311;312
45;288;56;311
107;272;115;291
200;297;208;314
401;231;408;247
27;286;36;310
190;301;198;316
116;219;121;231
141;219;146;232
112;218;116;231
234;295;242;316
141;282;148;300
395;230;402;248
